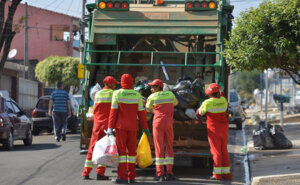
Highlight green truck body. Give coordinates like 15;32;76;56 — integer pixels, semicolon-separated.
79;0;233;161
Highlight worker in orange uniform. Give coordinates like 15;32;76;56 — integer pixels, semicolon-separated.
107;73;150;184
146;79;178;181
81;76;119;180
197;83;232;181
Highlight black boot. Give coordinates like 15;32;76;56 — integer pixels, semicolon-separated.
165;174;177;181
96;174;109;180
62;134;66;141
82;175;89;180
112;178;128;184
154;175;165;182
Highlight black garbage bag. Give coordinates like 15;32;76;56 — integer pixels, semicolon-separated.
136;80;152;98
176;75;194;84
172;80;192;92
176;89;199;104
269;125;293;149
173;108;192;121
176;95;198;109
191;78;205;99
253;127;276;150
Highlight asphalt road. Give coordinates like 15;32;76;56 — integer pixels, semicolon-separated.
0;129;247;185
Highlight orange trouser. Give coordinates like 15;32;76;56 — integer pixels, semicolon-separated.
153;122;174;176
81;124;106;176
115;129;137;180
208;132;231;180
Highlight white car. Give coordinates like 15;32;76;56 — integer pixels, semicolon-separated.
295;91;300;106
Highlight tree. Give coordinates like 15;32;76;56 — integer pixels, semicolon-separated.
224;0;300;84
0;0;22;82
35;56;80;93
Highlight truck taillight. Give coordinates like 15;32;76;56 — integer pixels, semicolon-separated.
32;110;37;118
97;0;129;11
185;1;217;11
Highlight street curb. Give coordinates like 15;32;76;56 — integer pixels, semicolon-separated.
251;173;300;185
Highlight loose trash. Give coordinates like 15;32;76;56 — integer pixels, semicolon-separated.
89;83;101;101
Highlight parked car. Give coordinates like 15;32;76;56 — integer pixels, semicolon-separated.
32;95;79;136
295;91;300;106
0;95;32;150
228;89;246;130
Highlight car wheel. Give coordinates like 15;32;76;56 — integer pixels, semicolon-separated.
23;129;33;146
33;126;39;136
3;130;14;150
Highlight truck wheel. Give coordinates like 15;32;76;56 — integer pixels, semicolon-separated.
33;126;39;136
23;129;33;146
3;130;14;150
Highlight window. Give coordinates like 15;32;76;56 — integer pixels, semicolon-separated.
4;100;14;114
50;25;70;41
11;102;21;114
36;99;49;109
230;91;239;103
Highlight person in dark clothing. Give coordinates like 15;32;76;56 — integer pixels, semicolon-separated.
48;82;71;142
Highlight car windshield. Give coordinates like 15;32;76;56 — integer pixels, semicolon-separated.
36;99;49;109
230;91;239;103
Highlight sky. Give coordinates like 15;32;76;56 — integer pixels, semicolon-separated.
21;0;264;19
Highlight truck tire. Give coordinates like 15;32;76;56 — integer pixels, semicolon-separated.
23;129;33;146
3;130;14;150
33;126;40;136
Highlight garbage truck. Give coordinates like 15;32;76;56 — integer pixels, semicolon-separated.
79;0;234;167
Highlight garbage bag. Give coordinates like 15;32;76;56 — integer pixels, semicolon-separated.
185;108;197;119
175;95;197;109
136;133;153;168
176;88;199;105
174;108;192;121
173;80;192;92
269;125;292;149
176;75;194;84
90;83;101;101
253;128;275;150
191;78;205;99
92;135;119;167
135;80;152;98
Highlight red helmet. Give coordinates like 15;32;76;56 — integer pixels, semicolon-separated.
148;79;164;88
205;83;221;95
103;76;119;85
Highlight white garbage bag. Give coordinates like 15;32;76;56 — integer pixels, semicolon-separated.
92;135;119;167
185;108;197;119
89;83;101;101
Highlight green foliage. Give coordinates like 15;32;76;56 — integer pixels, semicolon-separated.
35;56;80;88
230;70;261;95
224;0;300;84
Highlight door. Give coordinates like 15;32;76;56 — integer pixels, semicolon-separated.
4;100;21;139
11;101;28;138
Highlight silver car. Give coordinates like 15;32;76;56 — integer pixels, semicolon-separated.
228;89;246;129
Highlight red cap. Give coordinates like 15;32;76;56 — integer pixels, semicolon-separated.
205;83;221;95
148;79;164;88
103;76;119;85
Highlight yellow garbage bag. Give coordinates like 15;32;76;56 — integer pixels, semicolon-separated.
136;133;153;168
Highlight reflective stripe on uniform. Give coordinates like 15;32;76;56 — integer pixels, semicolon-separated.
127;156;136;163
153;98;174;105
111;104;118;109
156;158;165;165
98;164;106;167
119;156;127;163
207;107;227;113
222;167;231;174
95;97;112;103
138;106;144;111
84;160;93;168
117;98;139;103
213;167;222;174
164;157;174;165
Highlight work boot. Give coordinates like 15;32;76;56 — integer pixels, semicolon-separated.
82;175;89;180
96;174;109;180
154;175;165;181
129;179;136;183
112;178;128;184
165;174;177;181
62;134;66;141
209;175;222;180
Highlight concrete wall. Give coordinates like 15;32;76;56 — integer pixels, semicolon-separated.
18;78;38;111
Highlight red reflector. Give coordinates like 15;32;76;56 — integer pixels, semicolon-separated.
201;2;208;8
186;2;193;9
121;2;128;9
107;2;113;9
114;1;121;9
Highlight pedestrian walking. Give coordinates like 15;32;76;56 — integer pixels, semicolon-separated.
48;82;71;142
107;73;150;184
146;79;178;181
81;76;119;180
197;83;232;180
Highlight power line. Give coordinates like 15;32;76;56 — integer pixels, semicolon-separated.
66;0;74;15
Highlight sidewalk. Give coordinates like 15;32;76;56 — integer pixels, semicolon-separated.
244;121;300;185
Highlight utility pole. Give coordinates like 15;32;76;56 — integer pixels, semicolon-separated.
265;69;269;127
24;2;28;79
66;36;70;56
80;0;87;64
